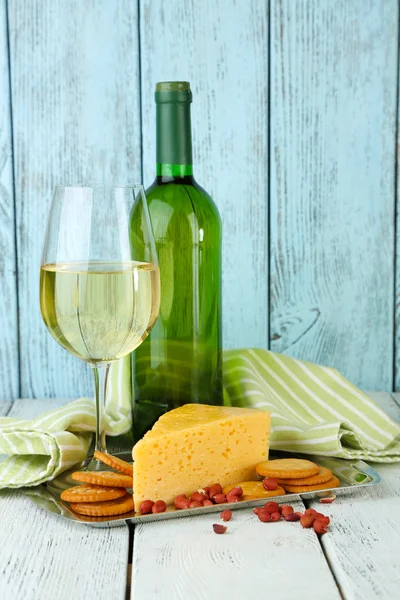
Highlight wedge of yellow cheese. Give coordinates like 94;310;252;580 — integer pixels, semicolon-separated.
132;404;270;510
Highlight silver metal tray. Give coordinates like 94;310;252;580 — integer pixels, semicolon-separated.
22;453;381;528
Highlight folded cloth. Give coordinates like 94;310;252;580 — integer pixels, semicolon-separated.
0;358;132;489
1;348;399;490
224;349;400;462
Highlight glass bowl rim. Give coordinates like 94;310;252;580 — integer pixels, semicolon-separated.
54;183;144;191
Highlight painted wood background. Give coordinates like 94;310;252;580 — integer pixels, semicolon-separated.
0;0;398;400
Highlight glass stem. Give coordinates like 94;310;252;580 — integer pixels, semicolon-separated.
91;363;111;453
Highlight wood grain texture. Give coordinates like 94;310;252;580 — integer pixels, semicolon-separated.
307;392;400;600
366;390;400;422
396;40;400;393
140;0;269;350
0;0;18;400
131;500;340;600
0;400;13;416
270;0;398;390
0;490;129;600
7;0;141;397
0;398;129;600
391;392;400;408
4;396;80;419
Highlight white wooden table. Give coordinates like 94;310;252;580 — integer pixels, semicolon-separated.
1;392;399;600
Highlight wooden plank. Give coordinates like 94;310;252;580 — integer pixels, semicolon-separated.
7;0;141;397
0;0;19;400
140;0;269;349
5;397;72;419
0;400;12;416
396;41;400;392
368;391;400;422
0;490;129;600
391;392;400;408
270;0;398;390
307;392;400;600
0;398;129;600
131;499;340;600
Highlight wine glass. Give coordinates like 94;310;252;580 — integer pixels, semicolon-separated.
40;185;160;467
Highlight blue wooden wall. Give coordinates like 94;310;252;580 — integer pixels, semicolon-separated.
0;0;398;399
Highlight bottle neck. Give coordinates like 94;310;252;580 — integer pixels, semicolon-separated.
156;100;193;180
156;164;193;178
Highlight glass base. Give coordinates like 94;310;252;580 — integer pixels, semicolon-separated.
83;456;111;472
81;451;132;472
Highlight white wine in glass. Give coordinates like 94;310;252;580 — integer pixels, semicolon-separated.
40;186;160;467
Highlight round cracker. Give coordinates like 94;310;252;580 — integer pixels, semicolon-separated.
93;451;133;476
223;481;285;500
61;484;127;503
282;475;340;493
275;466;332;486
70;494;134;516
256;458;319;479
71;470;133;488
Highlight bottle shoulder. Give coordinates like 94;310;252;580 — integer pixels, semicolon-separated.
145;178;222;229
191;179;221;223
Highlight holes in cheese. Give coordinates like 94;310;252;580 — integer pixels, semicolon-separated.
132;404;270;510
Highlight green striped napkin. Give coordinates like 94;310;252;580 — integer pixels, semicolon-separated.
1;348;399;489
0;358;132;489
224;349;400;462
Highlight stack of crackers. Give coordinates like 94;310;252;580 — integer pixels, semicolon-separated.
60;451;134;517
256;458;340;492
59;455;340;520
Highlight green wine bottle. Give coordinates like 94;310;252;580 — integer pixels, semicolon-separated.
130;81;223;439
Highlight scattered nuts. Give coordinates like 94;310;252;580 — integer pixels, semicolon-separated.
213;493;227;504
320;496;336;504
171;481;333;537
315;511;329;519
190;492;207;503
226;494;240;503
315;514;330;525
221;509;232;522
152;500;167;514
209;483;223;498
213;524;227;534
227;486;243;498
300;514;315;528
174;496;191;509
257;509;272;522
284;513;301;522
281;505;294;517
313;519;328;535
139;500;154;514
270;511;281;522
263;477;279;491
264;502;280;514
